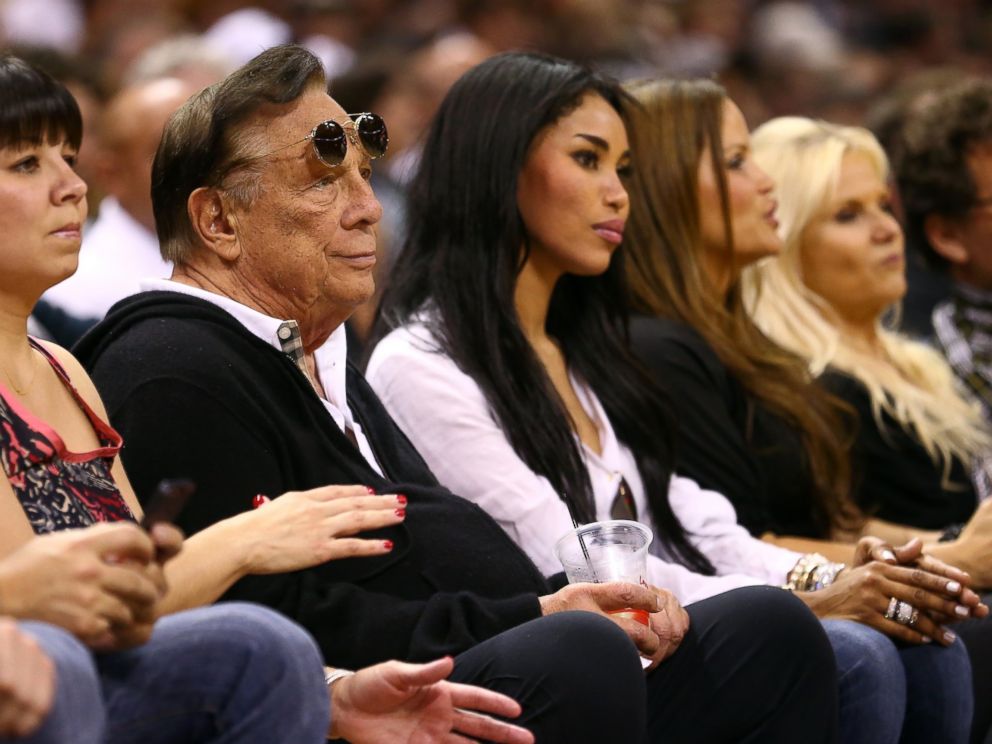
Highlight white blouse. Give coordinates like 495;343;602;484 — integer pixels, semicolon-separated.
366;321;801;606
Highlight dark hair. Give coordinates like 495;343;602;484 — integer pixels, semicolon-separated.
374;51;714;573
622;78;856;537
894;77;992;270
0;54;82;152
151;44;325;263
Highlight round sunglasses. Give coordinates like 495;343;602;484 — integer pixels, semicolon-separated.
307;112;388;166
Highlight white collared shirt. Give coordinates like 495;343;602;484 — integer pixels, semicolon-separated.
139;278;383;476
367;320;801;605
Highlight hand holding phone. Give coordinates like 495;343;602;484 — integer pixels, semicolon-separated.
140;479;195;530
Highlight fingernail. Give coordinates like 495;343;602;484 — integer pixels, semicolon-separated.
921;636;932;643
397;494;408;506
251;494;268;509
382;540;393;550
947;580;962;594
955;604;970;618
395;508;406;518
366;486;376;494
944;630;957;644
881;549;896;561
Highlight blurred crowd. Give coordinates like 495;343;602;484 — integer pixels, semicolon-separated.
6;0;992;343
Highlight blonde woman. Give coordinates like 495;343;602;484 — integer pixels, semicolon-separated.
746;117;992;581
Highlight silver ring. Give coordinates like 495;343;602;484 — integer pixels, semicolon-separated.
895;601;915;626
884;596;899;620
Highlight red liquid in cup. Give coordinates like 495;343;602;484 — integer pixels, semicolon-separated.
608;608;650;625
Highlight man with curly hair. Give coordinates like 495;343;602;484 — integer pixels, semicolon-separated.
894;77;992;421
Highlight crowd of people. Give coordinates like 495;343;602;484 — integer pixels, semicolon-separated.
3;1;992;743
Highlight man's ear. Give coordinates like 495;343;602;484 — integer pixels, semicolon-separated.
188;187;241;261
924;213;970;265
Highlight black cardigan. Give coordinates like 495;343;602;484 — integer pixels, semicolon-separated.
75;291;549;668
629;316;825;538
820;369;977;530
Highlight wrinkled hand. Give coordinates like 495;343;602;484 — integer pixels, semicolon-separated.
539;582;689;668
328;657;534;744
237;486;406;573
0;619;54;738
0;523;160;649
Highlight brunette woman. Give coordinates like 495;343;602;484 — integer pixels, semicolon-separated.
367;53;976;743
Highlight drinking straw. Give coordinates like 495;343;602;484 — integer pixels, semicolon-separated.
563;491;600;582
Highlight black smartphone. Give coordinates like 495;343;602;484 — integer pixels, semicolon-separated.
140;479;196;529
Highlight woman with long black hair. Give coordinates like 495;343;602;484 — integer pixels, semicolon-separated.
367;54;978;743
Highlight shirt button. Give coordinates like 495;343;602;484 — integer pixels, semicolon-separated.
278;326;292;340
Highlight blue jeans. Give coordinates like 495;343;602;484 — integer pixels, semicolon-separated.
9;603;329;744
824;619;973;744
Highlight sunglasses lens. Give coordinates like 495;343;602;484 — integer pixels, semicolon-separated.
311;120;348;166
352;113;388;159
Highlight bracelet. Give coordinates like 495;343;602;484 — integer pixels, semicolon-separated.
784;553;846;592
324;667;356;688
939;523;964;543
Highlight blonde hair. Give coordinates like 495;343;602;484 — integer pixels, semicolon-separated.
746;116;989;481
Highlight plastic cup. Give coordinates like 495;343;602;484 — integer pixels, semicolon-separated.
554;519;653;625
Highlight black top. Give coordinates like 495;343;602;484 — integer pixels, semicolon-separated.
820;369;977;530
75;291;549;669
629;317;825;538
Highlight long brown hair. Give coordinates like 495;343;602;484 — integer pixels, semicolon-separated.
622;78;858;536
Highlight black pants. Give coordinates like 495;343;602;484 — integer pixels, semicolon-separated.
451;585;839;743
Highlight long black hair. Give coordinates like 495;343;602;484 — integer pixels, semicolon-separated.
374;51;714;574
0;54;82;151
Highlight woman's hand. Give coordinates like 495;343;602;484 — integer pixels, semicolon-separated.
234;485;406;574
328;657;534;743
0;619;55;738
0;524;161;649
800;558;973;645
927;499;992;588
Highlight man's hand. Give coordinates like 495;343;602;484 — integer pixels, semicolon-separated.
539;581;689;668
328;657;534;743
0;619;54;738
0;524;161;649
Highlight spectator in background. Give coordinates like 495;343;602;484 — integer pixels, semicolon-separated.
43;75;203;322
894;78;992;422
330;31;493;349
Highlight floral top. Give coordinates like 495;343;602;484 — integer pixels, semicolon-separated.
0;338;134;532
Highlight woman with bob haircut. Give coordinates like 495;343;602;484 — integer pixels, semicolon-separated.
619;77;983;744
367;51;975;743
0;54;536;744
746;115;992;742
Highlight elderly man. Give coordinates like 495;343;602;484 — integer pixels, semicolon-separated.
895;78;992;424
76;45;839;743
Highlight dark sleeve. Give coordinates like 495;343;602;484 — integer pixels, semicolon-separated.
108;378;542;667
630;321;769;532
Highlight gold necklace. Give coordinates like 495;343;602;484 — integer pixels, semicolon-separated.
0;351;37;396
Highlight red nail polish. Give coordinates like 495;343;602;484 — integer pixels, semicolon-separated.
383;540;394;550
395;508;406;518
366;486;376;494
252;494;267;509
397;494;408;506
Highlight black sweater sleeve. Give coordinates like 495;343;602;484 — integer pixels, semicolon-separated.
108;377;541;667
